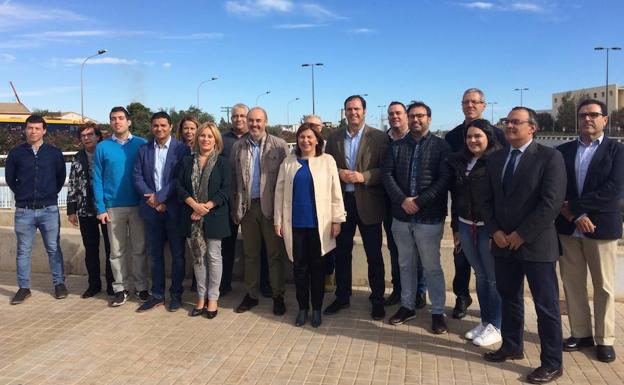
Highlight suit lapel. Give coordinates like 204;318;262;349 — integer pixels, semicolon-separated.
561;141;579;197
507;141;537;196
355;125;369;171
147;141;156;190
582;136;609;193
162;138;177;182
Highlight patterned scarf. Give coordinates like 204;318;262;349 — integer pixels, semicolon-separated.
188;151;218;266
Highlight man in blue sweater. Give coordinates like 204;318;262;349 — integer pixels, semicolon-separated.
6;115;67;304
93;106;148;307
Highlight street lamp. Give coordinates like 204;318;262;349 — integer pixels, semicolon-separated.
377;104;387;129
487;101;498;122
286;97;300;126
594;46;621;134
80;49;107;122
196;77;219;111
301;63;323;114
255;90;271;106
514;88;529;106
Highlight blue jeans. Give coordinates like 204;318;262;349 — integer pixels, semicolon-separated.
458;222;501;328
14;206;65;288
144;216;186;300
392;220;445;314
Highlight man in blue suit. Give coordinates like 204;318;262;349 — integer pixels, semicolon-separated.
134;111;190;312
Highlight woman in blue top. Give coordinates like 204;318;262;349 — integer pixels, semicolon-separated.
274;123;346;328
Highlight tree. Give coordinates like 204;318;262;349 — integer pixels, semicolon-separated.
536;112;554;131
217;117;231;133
555;93;576;133
126;102;153;138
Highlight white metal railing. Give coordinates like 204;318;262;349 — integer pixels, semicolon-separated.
0;177;69;209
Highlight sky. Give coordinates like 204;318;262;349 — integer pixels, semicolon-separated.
0;0;623;130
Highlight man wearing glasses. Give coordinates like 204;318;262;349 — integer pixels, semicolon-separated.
556;99;624;363
482;107;566;384
444;88;506;319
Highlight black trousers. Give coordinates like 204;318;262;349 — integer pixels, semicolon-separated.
219;221;271;291
78;215;113;290
335;193;385;305
495;256;562;369
292;227;324;311
452;247;472;298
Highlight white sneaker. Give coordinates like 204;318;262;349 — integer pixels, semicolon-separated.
473;324;502;346
465;323;486;340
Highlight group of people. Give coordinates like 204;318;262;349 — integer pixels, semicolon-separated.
5;88;623;384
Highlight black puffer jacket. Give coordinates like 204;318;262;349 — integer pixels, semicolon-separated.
382;132;452;223
448;150;495;232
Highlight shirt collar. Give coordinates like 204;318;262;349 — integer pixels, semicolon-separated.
247;133;265;147
112;133;133;144
578;134;604;147
345;124;365;139
511;138;532;153
154;136;171;149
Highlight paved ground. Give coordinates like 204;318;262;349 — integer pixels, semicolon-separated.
1;272;624;385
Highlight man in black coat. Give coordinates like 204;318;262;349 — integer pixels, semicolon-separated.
481;107;566;384
556;99;624;363
444;88;506;319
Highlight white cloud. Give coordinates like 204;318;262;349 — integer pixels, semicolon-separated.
509;2;543;12
58;57;139;66
273;23;324;29
0;2;86;30
144;61;155;66
160;32;224;40
300;3;344;20
225;0;293;16
461;2;495;9
0;86;78;98
162;62;172;69
0;53;16;62
348;28;374;34
21;30;146;39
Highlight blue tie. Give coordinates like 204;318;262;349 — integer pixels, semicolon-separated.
503;149;521;194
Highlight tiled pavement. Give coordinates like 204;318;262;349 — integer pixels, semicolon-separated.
1;272;623;385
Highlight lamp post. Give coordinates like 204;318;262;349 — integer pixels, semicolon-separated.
255;90;271;106
80;49;107;122
377;104;387;130
286;97;300;126
301;63;323;114
514;88;529;106
196;77;219;111
594;46;621;134
487;101;498;122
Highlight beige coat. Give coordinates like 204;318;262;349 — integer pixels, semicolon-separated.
274;154;346;261
230;133;289;223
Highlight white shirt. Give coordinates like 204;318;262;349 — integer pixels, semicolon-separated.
153;136;171;192
111;133;134;145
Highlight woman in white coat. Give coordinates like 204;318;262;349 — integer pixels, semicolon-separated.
274;123;346;328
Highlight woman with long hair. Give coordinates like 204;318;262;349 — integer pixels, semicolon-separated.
177;116;199;149
177;122;230;319
274;123;346;327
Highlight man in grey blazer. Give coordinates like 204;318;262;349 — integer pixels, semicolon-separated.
324;95;389;320
481;107;566;384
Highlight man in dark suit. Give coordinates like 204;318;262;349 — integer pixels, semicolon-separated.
556;99;624;363
481;107;566;384
324;95;389;320
133;111;190;312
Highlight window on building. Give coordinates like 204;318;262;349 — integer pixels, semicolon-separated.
610;90;613;96
554;98;557;103
602;92;605;97
594;92;597;98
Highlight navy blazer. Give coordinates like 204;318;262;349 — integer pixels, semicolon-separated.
482;141;566;262
555;136;624;240
133;137;190;220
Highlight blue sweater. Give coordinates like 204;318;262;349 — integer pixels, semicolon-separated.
93;136;147;214
292;159;318;228
5;143;66;208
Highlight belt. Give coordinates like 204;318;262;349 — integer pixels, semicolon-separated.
16;203;48;209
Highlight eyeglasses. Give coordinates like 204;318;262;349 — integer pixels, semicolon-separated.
577;112;605;120
461;100;484;106
80;132;95;138
501;119;529;126
409;113;428;119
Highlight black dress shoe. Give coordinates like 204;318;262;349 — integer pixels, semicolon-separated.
483;348;524;362
273;296;286;316
206;309;218;319
323;299;350;315
415;292;427;309
295;310;308;326
371;304;386;320
168;296;182;312
384;290;401;306
452;295;472;319
54;283;68;299
596;345;616;363
431;314;448;334
190;307;206;317
10;288;31;305
81;287;101;298
137;297;164;312
526;366;563;384
563;336;594;351
389;306;416;325
311;310;322;328
235;294;259;313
